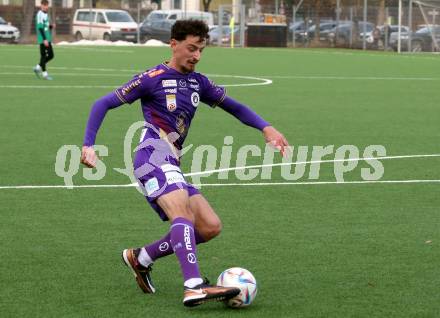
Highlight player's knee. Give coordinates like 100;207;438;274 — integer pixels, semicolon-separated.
203;220;222;241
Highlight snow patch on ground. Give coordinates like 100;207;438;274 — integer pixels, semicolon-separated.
56;39;168;47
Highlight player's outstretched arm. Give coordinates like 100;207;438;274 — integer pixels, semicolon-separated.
81;92;124;168
217;96;289;156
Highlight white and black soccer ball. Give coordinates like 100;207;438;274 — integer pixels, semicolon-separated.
217;267;257;308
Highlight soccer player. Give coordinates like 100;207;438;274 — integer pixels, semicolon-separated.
81;20;289;307
33;0;54;80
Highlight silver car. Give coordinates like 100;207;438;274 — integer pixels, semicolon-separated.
0;17;20;43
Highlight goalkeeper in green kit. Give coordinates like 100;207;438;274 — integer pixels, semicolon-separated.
33;0;54;80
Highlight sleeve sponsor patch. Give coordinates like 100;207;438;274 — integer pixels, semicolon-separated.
148;69;165;78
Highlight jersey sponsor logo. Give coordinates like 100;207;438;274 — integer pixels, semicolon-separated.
191;92;200;107
121;79;141;96
145;177;160;196
179;79;187;87
165;170;186;185
190;84;200;91
164;88;177;94
166;94;177;112
148;69;165;78
162;79;177;87
188;78;198;84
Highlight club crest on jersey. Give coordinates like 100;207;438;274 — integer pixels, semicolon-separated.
179;79;187;87
191;92;200;107
162;79;177;87
166;94;177;112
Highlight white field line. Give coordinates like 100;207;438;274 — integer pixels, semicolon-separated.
245;47;440;61
0;179;439;190
0;66;272;88
1;65;438;81
0;65;139;72
183;153;440;177
258;75;440;81
0;153;439;190
0;72;135;77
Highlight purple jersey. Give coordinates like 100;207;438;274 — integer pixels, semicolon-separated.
114;63;226;150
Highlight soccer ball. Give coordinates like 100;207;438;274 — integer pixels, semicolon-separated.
217;267;257;308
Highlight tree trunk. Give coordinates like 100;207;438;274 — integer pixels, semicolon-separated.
313;0;320;44
21;0;36;43
203;0;212;12
377;0;386;25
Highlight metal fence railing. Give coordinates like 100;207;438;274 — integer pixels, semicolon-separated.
0;0;438;53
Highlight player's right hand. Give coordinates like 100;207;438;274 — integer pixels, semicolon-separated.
81;146;97;168
43;40;49;47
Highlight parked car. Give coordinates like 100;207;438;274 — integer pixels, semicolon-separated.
297;21;338;43
289;20;306;42
377;25;409;39
0;16;20;43
140;19;174;43
327;21;375;46
208;25;245;45
139;9;214;43
390;25;440;52
72;9;138;42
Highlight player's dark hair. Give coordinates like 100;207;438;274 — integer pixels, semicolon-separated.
171;20;209;42
41;0;49;5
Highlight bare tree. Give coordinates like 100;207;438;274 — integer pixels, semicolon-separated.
128;0;140;9
21;0;36;43
377;0;386;25
202;0;213;12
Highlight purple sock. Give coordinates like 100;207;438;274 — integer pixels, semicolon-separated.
144;229;206;262
170;217;201;282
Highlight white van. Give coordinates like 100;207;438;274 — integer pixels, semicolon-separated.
145;10;214;27
72;9;138;42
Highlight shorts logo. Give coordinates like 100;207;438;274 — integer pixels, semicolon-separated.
162;79;177;87
191;92;200;107
165;170;185;185
159;242;169;252
148;69;165;78
145;177;159;196
179;79;187;87
187;253;197;264
166;94;177;112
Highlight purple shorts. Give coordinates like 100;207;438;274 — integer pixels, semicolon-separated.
134;146;200;221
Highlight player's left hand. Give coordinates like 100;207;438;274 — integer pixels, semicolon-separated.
81;146;97;168
262;126;290;157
